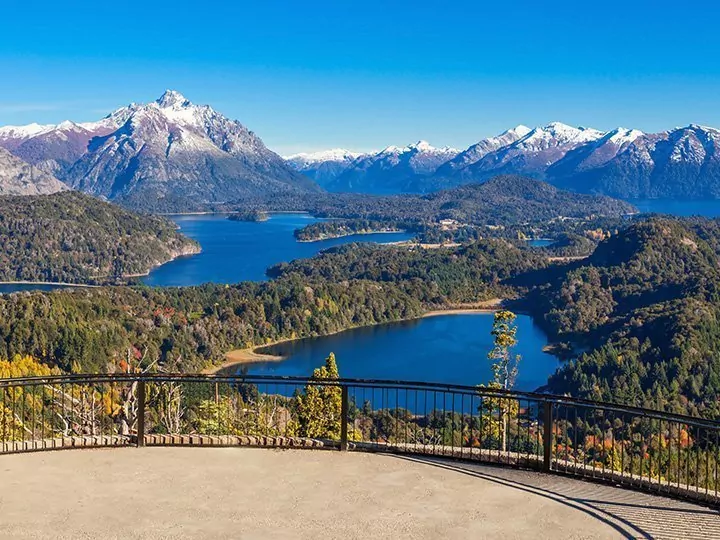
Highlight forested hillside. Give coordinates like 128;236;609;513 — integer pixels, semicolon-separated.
0;278;422;374
268;240;547;304
0;191;199;283
524;218;720;417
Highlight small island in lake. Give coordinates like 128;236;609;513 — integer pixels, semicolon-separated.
294;219;408;242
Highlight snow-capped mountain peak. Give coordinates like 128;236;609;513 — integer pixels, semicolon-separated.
605;127;644;146
380;140;458;156
409;140;433;151
506;125;532;138
156;89;191;109
0;122;55;141
285;148;365;164
523;122;604;145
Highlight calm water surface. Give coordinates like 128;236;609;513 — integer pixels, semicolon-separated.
631;199;720;217
246;313;557;391
142;213;413;286
528;239;554;248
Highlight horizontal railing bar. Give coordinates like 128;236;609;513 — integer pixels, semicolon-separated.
1;373;719;429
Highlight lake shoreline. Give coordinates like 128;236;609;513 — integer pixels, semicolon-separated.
296;229;407;243
0;281;100;289
210;301;507;375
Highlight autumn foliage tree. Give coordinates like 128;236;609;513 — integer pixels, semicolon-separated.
481;311;521;452
297;353;342;439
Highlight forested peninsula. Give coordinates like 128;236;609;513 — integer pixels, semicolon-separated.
0;191;199;284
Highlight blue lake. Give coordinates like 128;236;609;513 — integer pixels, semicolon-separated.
142;213;413;286
630;199;720;217
528;239;554;248
245;313;557;391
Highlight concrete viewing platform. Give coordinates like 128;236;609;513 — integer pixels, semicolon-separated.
0;447;718;539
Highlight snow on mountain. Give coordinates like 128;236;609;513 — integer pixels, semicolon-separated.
547;124;720;198
286;148;365;166
0;90;319;208
325;141;459;193
0;123;56;150
286;149;368;186
434;125;531;178
64;90;319;210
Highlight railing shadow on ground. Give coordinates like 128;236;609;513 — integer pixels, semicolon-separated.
393;455;720;540
2;373;720;511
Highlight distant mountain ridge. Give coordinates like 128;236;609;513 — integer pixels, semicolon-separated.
293;122;720;199
0;91;319;211
285;149;369;186
0;147;68;196
321;141;459;193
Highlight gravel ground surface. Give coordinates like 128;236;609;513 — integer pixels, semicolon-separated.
0;447;716;539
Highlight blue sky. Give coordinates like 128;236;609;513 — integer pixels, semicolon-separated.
2;1;720;154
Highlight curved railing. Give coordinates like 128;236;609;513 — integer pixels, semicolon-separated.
1;373;719;507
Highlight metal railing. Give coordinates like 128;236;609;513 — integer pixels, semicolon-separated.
1;373;719;506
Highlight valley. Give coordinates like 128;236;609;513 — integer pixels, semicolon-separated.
1;90;720;425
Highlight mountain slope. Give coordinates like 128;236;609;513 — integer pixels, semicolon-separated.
526;217;720;415
0;106;139;178
326;141;458;193
0;91;319;211
0;147;68;195
434;122;604;187
65;91;319;210
285;149;367;186
0;190;199;284
418;123;720;199
553;125;720;198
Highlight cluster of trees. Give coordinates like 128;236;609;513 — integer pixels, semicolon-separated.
521;218;720;417
0;191;198;284
0;276;423;374
268;240;547;306
292;219;411;242
227;210;269;222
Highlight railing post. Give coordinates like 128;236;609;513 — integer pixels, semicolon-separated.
136;380;146;448
542;401;552;472
340;385;349;451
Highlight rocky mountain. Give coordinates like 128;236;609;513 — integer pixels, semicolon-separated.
0;91;319;211
0;106;139;177
285;149;367;186
318;122;720;199
552;125;720;198
325;141;458;193
434;125;532;177
421;122;604;190
0;147;68;196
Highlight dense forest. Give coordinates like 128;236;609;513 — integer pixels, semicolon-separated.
292;219;411;242
521;218;720;417
268;240;547;305
0;191;199;284
224;176;636;227
0;278;423;374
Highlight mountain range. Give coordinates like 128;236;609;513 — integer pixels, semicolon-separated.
286;123;720;199
0;91;318;210
3;91;720;206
